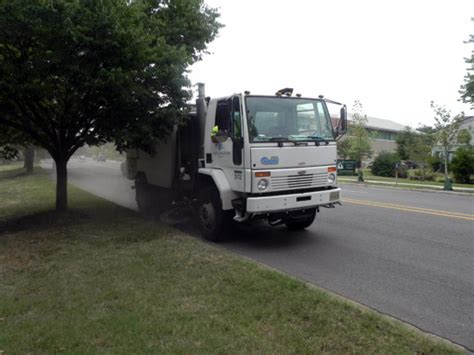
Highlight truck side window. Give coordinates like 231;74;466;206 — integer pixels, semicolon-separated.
215;99;231;132
232;96;241;138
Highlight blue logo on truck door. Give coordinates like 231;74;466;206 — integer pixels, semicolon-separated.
261;156;279;165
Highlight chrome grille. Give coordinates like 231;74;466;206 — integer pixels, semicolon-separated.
271;172;327;191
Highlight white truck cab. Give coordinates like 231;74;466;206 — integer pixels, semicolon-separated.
126;85;347;241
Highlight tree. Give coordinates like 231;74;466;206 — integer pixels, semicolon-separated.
416;124;437;135
0;125;36;172
0;129;35;172
431;102;463;189
370;151;399;177
336;138;351;159
0;127;18;160
451;147;474;184
0;126;27;162
395;127;417;160
346;101;372;181
395;126;435;179
460;19;473;108
457;128;472;146
23;146;35;173
451;128;474;184
0;0;221;210
408;135;432;180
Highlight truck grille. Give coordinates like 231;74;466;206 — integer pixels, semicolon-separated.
271;173;328;191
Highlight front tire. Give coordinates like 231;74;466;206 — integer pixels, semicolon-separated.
285;210;316;231
198;187;229;242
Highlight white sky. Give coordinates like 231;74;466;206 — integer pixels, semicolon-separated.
189;0;474;128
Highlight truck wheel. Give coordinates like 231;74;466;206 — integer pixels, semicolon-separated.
285;210;316;231
198;187;227;242
135;178;154;214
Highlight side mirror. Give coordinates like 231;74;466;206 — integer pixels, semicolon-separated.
336;105;347;138
215;130;229;143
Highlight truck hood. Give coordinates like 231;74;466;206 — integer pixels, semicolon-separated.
250;143;337;169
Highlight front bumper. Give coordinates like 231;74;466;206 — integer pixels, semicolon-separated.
245;188;341;213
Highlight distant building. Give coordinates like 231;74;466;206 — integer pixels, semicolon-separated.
333;113;410;158
456;115;474;145
432;116;474;160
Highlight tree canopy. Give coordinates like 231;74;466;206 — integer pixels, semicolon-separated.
431;102;463;183
460;19;473;108
457;128;472;146
347;101;372;166
0;0;221;210
395;127;416;160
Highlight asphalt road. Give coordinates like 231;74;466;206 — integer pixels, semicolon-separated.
45;159;474;350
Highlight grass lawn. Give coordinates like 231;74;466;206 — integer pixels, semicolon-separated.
339;169;473;191
0;162;24;173
0;168;463;353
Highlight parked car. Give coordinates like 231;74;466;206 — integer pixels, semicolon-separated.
403;160;418;169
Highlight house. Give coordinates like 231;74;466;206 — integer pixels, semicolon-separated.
431;116;474;160
333;113;411;157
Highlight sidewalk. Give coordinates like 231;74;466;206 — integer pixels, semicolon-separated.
339;177;474;193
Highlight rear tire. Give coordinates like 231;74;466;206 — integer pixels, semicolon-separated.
285;210;316;231
135;175;173;215
198;187;230;242
136;177;154;214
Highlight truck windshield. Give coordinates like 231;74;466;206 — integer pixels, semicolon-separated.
245;97;334;142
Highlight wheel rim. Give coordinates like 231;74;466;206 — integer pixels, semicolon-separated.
200;201;216;232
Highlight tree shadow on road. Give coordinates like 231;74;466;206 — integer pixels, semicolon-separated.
174;217;317;250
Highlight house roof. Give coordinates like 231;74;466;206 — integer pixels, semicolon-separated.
331;113;408;133
460;116;474;125
347;113;407;132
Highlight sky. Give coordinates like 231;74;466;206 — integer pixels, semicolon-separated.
189;0;474;128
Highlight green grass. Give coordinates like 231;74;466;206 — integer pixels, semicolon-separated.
0;162;24;173
0;169;463;353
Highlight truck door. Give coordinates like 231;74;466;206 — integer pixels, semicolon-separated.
210;95;245;192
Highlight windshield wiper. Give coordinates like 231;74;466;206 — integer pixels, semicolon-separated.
306;136;330;146
269;137;295;147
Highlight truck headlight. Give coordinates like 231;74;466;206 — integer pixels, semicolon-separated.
328;173;336;184
257;179;269;191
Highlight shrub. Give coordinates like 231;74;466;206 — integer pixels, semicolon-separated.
397;164;408;178
428;155;447;173
408;169;435;181
451;147;474;184
370;152;400;177
434;174;446;183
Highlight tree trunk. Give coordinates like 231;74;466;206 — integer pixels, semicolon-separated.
55;158;68;211
24;146;35;174
444;147;449;179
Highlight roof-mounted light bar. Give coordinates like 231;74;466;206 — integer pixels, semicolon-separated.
275;88;293;97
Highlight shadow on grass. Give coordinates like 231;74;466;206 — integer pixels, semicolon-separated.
0;168;30;181
0;200;168;250
0;209;90;237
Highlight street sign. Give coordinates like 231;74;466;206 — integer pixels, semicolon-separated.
337;159;357;175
